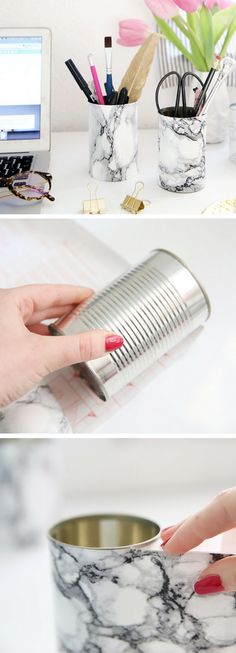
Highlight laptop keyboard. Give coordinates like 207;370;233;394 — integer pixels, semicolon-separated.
0;155;33;186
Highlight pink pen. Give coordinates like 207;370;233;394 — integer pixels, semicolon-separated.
88;54;105;105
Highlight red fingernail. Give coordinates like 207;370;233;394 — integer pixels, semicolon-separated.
161;535;172;548
105;335;124;352
194;575;224;595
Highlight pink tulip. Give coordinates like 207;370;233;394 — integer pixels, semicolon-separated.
144;0;179;19
204;0;232;6
174;0;202;10
117;19;151;46
175;0;232;9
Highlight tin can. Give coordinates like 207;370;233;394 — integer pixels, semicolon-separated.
51;250;210;401
48;514;233;653
89;102;138;182
158;113;206;193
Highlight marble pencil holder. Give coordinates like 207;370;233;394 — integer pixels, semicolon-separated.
0;439;62;547
51;249;210;401
49;513;236;653
89;103;138;182
158;113;207;193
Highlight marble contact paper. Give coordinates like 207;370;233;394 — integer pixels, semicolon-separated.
89;103;138;182
49;545;236;652
0;384;71;434
159;115;206;193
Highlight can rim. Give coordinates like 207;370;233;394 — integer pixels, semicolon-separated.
48;513;160;550
158;110;206;124
78;361;110;401
89;101;138;110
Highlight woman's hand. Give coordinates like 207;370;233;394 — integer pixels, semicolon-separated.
160;487;236;595
0;284;123;407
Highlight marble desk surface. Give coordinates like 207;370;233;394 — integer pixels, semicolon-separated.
0;130;235;216
0;488;227;653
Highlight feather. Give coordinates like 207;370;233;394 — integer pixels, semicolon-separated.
118;33;159;103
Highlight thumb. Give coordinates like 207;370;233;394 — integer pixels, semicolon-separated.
38;330;124;374
194;556;236;595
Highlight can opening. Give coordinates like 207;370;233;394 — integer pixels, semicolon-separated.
49;514;160;549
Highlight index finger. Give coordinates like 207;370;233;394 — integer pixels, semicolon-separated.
163;487;236;554
12;284;93;319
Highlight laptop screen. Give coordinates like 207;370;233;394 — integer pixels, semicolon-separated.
0;36;42;142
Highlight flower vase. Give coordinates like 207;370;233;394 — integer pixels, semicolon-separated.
196;71;229;144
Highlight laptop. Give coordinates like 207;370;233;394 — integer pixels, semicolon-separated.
0;27;51;185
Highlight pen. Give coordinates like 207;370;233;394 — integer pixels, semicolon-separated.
104;36;113;97
117;87;129;105
193;86;203;116
194;55;221;116
107;91;118;105
65;59;98;104
88;54;105;105
199;56;236;117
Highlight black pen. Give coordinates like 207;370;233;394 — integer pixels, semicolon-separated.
107;91;118;105
117;87;129;105
194;55;221;116
65;59;98;104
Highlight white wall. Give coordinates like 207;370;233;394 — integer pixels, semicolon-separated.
0;0;157;130
61;438;236;496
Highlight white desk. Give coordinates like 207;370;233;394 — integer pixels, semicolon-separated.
0;130;235;215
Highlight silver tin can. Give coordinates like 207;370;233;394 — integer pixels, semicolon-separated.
51;250;210;401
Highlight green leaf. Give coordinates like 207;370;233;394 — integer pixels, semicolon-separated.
212;5;236;46
156;17;208;70
192;11;204;46
211;5;220;16
155;17;195;65
174;15;191;40
187;12;197;34
199;5;214;70
185;13;208;70
220;14;236;57
159;14;208;71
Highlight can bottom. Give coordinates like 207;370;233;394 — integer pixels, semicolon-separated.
158;178;205;194
78;363;108;402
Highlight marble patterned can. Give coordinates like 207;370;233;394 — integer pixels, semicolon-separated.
49;514;236;653
158;113;206;193
89;103;138;182
0;439;62;547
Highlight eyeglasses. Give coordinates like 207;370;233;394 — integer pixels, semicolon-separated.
0;171;55;202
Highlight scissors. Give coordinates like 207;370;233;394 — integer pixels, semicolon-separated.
155;71;204;118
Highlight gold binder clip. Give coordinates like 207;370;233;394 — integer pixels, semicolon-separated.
121;182;150;215
83;183;106;215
